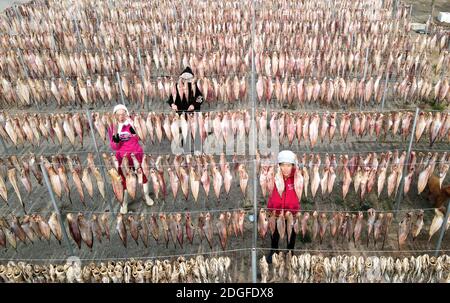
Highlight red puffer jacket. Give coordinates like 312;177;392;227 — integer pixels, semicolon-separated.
267;167;300;215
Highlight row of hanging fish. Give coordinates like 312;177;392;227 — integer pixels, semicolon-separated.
0;153;106;210
0;150;447;210
260;253;449;283
0;151;250;208
2;72;448;110
256;110;450;147
0;255;233;283
101;152;250;204
2;0;411;37
2;109;448;149
0;74;249;107
256;75;450;105
258;150;449;201
0;1;447;83
64;210;246;251
258;208;449;249
1;37;447;82
0;0;422;53
254;49;446;80
3;0;444;62
0;48;253;80
0;212;64;250
0;111;88;147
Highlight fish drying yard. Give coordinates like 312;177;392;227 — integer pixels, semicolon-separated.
0;0;449;283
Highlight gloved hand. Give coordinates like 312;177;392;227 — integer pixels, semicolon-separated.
112;134;120;143
129;126;136;134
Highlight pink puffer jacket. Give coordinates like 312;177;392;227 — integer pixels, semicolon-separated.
108;124;144;165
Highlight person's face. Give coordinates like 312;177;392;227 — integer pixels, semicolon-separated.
179;76;194;84
115;109;127;123
279;163;293;177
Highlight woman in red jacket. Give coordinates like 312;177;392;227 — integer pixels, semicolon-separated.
266;150;300;263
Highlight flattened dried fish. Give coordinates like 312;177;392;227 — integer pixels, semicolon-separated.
78;213;93;250
91;214;103;244
116;213;127;248
127;215;140;246
185;212;194;245
100;212;110;241
48;212;62;244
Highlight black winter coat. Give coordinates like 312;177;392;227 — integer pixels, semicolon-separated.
167;82;204;113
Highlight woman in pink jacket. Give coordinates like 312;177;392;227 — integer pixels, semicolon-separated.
108;104;154;214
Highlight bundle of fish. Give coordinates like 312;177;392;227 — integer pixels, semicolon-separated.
65;210;246;250
258;208;449;249
0;256;232;283
260;253;450;283
102;152;251;204
256;76;450;105
258;151;449;201
0;212;65;250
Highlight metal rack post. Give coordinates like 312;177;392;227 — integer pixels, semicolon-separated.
380;71;390;111
394;107;419;215
86;109;116;215
359;47;370;111
434;199;450;257
250;0;257;284
40;163;75;256
116;71;126;105
136;47;147;110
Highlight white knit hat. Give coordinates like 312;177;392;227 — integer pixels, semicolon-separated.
113;104;129;115
277;150;297;164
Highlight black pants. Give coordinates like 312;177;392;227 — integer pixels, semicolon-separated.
271;221;296;250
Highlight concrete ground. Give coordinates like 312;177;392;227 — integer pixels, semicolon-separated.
0;0;28;12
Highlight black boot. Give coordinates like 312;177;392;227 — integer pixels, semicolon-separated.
267;225;280;264
266;250;276;264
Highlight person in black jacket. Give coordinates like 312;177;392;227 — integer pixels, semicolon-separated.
167;67;204;153
167;66;204;113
